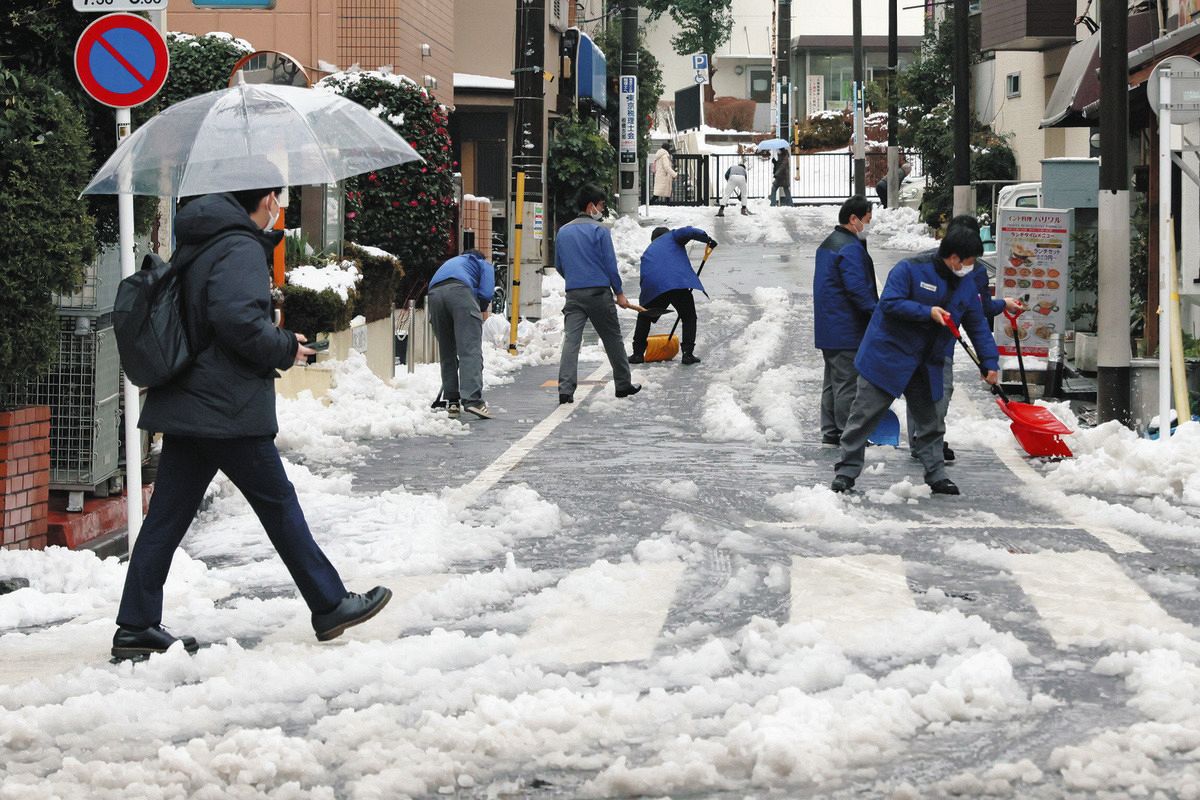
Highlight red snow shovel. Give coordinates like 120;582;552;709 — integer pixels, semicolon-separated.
944;314;1073;458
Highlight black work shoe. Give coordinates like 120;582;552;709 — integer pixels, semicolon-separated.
943;443;956;462
822;433;841;446
629;354;645;364
111;625;199;660
446;401;461;418
559;394;574;405
681;352;701;365
741;207;754;216
831;475;855;493
313;586;392;642
616;384;642;398
716;207;726;217
928;478;961;495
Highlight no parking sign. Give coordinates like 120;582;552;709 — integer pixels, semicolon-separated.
74;13;169;108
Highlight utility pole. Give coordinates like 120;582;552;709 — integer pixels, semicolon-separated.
511;0;545;317
618;0;640;216
1097;0;1132;423
852;0;865;195
952;0;971;216
886;0;900;209
777;0;792;141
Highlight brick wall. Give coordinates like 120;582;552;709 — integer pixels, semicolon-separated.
0;406;51;550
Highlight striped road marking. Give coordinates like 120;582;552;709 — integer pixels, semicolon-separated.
790;554;916;648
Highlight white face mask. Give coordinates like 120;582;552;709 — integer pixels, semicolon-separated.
588;206;604;222
264;193;280;232
853;218;870;241
951;261;973;278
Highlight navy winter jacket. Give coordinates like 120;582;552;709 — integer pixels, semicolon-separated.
639;226;708;305
854;253;999;401
813;226;878;350
139;192;299;438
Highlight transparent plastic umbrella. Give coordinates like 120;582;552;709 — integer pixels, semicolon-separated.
755;138;790;151
82;81;423;197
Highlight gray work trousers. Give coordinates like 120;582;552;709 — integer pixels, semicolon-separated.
558;286;633;397
907;358;954;450
428;280;484;404
835;373;948;484
820;349;859;438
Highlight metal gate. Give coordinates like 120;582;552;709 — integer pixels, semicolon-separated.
646;153;709;206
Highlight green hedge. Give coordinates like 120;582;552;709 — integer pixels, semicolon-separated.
796;111;852;151
0;71;96;405
548;111;617;229
280;285;354;342
346;242;404;324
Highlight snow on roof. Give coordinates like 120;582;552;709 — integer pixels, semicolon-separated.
454;73;514;91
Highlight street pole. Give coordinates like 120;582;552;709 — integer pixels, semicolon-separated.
511;0;545;317
115;109;141;548
777;0;791;141
886;0;900;209
618;0;640;216
952;0;971;216
1157;69;1172;440
852;0;865;195
1096;0;1132;425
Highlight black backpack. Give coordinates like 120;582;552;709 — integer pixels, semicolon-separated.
113;231;249;388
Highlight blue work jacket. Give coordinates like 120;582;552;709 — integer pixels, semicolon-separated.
855;253;999;401
554;215;622;293
813;226;877;350
639;226;708;304
429;253;496;310
936;257;1006;358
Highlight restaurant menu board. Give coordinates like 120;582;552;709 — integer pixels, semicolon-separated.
993;207;1073;358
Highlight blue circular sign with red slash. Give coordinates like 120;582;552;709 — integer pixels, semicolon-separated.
74;13;169;108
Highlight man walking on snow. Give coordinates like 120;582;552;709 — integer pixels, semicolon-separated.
831;225;1000;496
630;226;717;365
554;184;642;404
813;195;876;445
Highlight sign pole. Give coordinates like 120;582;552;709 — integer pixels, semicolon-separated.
617;0;640;217
115;108;143;546
1157;68;1172;442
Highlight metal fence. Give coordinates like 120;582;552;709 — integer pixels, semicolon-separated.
646;154;709;207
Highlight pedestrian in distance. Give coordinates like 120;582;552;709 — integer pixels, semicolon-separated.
769;148;793;207
427;249;496;420
906;214;1023;462
814;195;877;445
112;185;391;661
652;141;678;205
831;224;1000;496
875;162;911;209
716;159;752;217
554;184;642;404
630;226;717;365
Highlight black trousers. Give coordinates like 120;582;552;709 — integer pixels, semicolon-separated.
632;289;698;355
116;435;347;629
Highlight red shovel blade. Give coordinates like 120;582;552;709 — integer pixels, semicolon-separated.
1008;420;1074;458
994;397;1074;457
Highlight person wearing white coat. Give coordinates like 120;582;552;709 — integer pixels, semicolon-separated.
652;143;677;204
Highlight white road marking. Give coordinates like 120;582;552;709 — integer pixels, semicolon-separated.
451;361;611;507
790;554;916;648
1009;550;1194;648
518;560;685;665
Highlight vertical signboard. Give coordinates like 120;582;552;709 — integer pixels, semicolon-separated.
691;53;709;85
806;75;824;118
620;75;637;165
993;207;1073;358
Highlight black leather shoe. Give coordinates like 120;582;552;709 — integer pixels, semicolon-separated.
822;433;841;445
943;443;956;462
559;394;574;404
111;625;199;660
629;354;645;364
681;352;701;365
831;475;855;493
312;586;392;642
616;384;642;398
928;478;961;495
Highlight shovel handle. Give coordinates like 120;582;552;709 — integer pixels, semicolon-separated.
667;243;715;340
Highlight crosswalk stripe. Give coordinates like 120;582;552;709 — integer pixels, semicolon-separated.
790;554;916;648
1008;550;1195;648
518;561;685;665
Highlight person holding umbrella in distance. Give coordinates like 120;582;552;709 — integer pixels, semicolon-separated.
831;225;1000;496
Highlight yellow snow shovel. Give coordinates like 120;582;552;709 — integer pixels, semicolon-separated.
644;244;713;362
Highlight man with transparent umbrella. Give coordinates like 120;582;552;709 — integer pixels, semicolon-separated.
83;81;425;659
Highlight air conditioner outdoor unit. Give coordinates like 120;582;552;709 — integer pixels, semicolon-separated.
549;0;568;31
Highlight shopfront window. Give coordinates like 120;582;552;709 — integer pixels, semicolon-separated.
809;51;853;110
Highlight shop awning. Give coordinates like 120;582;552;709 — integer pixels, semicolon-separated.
1039;12;1159;129
1079;17;1200;121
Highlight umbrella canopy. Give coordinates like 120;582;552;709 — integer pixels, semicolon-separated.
755;138;790;151
83;82;423;197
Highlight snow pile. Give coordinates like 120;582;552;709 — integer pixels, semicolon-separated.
1045;419;1200;503
285;259;361;301
869;205;938;252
